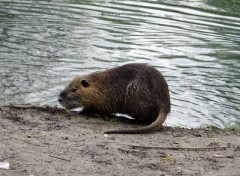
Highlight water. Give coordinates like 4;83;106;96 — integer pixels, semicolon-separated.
0;0;239;128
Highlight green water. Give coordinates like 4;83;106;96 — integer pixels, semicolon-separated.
0;0;239;127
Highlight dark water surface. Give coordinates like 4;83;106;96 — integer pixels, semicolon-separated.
0;0;239;127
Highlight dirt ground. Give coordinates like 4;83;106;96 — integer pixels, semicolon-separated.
0;105;239;176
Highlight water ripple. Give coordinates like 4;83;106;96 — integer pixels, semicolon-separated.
0;0;239;128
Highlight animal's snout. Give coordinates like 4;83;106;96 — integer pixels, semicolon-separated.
58;95;63;103
58;90;66;103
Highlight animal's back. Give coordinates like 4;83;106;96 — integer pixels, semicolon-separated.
115;63;170;124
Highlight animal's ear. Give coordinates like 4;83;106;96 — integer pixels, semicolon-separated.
81;79;90;88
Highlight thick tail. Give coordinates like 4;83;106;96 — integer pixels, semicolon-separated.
104;112;167;134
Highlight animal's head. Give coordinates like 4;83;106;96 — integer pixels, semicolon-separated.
58;76;99;109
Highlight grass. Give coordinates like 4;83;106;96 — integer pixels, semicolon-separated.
200;124;240;132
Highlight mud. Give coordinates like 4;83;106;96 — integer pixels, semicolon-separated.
0;105;239;176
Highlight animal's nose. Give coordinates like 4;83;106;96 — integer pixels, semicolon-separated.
58;95;63;103
58;90;66;103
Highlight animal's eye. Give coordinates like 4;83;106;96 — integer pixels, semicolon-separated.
71;88;77;92
81;80;89;88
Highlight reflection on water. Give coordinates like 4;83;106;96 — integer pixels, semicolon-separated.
0;0;239;128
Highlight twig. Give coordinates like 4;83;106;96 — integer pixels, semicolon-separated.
129;144;228;151
49;155;71;162
0;155;15;161
3;104;68;115
11;137;44;147
3;104;39;109
0;138;11;141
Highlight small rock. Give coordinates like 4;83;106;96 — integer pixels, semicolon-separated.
0;162;10;169
214;154;224;158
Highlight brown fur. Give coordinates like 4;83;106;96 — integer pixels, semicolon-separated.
58;63;171;134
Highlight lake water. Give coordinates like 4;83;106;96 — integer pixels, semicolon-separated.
0;0;239;128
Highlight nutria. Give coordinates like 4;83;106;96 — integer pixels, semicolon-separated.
58;63;171;134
